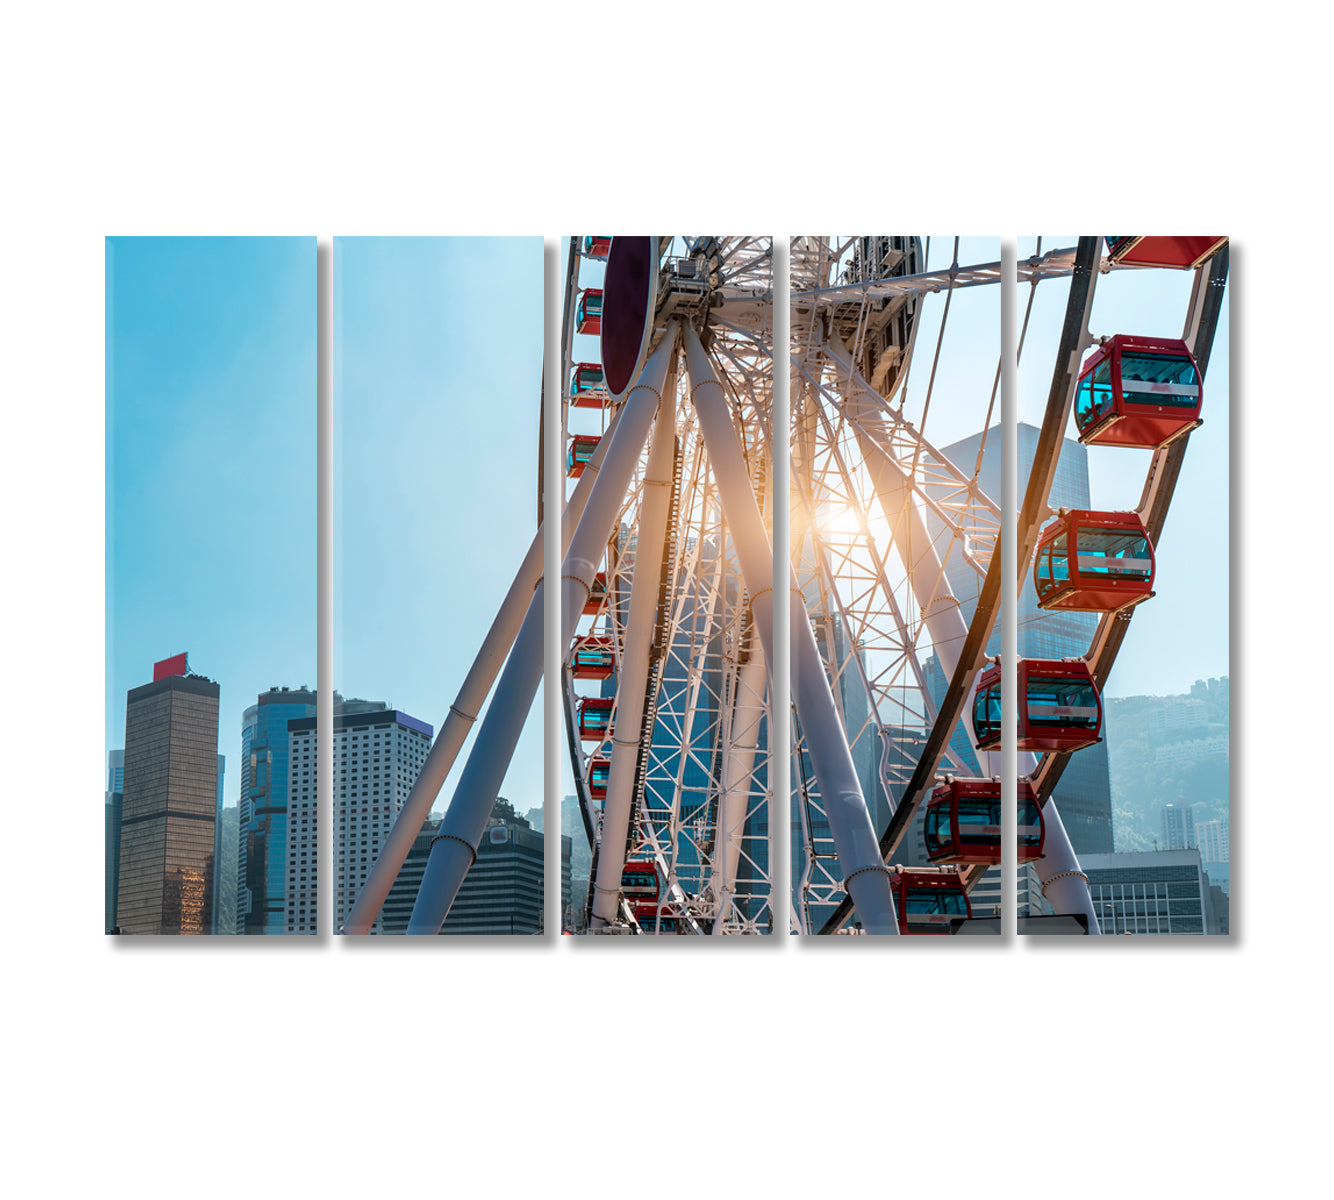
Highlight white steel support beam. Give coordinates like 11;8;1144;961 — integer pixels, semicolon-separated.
710;619;767;931
587;381;677;930
1034;798;1097;926
342;404;627;933
407;328;680;934
682;322;897;934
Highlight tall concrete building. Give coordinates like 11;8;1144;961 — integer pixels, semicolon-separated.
1196;816;1229;895
115;657;220;934
237;685;319;933
212;754;225;930
967;863;1052;919
1161;803;1197;850
285;701;432;934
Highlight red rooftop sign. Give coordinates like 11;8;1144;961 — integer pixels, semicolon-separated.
153;652;189;681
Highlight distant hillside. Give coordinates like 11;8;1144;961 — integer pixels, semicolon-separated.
1105;678;1229;852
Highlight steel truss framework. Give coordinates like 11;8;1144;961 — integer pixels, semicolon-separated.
564;237;777;934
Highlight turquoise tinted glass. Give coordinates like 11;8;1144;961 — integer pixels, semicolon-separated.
1027;678;1098;728
973;685;1002;739
1075;361;1114;430
1019;798;1042;846
1077;527;1151;579
1120;351;1198;409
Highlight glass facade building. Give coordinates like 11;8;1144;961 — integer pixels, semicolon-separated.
115;673;221;935
237;686;319;934
1082;849;1228;935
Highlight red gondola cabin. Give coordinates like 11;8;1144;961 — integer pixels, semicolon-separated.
973;659;1102;754
586;754;610;801
577;697;613;741
621;860;657;905
923;779;1045;866
1105;236;1227;270
583;236;612;260
582;573;607;615
576;288;603;335
569;362;608;408
567;434;600;478
622;860;679;931
890;867;971;935
1033;509;1155;614
570;635;615;679
1074;335;1202;449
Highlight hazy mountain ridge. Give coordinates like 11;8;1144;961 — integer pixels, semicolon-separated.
1105;678;1229;852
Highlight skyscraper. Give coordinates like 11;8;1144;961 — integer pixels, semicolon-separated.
1161;803;1197;850
285;700;432;934
212;754;225;931
237;685;318;934
105;750;124;934
1196;817;1228;865
1196;816;1229;897
115;656;220;935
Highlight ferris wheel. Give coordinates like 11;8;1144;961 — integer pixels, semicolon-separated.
555;234;1225;936
561;235;1016;935
341;234;1226;938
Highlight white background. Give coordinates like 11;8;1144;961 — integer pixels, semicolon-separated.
2;5;1323;1197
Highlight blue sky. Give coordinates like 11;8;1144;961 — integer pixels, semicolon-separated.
334;237;544;816
106;237;316;800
